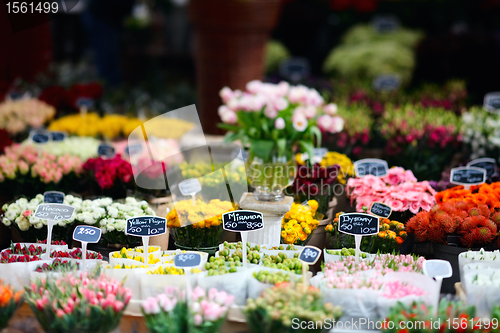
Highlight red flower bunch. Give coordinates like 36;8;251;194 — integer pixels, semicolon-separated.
407;200;500;248
0;255;41;263
52;248;102;260
2;244;44;256
37;240;66;245
83;155;133;190
35;259;78;272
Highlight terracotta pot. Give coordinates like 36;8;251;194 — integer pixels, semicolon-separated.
189;0;282;134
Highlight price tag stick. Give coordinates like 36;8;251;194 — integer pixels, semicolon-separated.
191;194;196;207
43;219;54;260
142;236;150;265
241;232;248;270
302;261;308;292
81;241;87;272
355;235;362;264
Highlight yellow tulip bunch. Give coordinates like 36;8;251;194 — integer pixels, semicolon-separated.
147;267;202;275
105;264;148;269
281;200;320;245
167;199;235;229
111;248;160;264
133;246;160;253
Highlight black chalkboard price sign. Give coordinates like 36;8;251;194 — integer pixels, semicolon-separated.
43;191;65;204
370;202;392;219
467;158;497;179
34;204;75;221
354;158;389;177
299;246;321;265
125;216;166;237
222;210;264;232
30;130;50;144
98;144;115;158
450;167;486;186
125;144;143;156
73;226;102;243
338;213;379;236
372;75;401;92
50;131;67;142
372;15;399;33
484;92;500;113
174;252;202;268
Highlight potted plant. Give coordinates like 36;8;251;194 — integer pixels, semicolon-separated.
189;0;283;135
219;80;344;201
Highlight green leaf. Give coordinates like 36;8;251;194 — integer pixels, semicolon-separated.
299;140;314;162
309;125;322;147
249;139;275;161
276;138;286;157
217;123;241;132
223;131;241;143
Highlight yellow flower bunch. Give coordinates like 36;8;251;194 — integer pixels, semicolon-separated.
167;199;235;228
147;267;202;275
281;200;320;245
319;152;355;185
111;248;160;264
138;118;194;140
377;218;406;245
105;264;148;269
133;246;160;253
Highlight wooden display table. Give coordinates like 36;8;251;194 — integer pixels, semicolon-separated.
7;304;248;333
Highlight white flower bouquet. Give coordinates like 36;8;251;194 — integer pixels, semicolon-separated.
1;194;83;242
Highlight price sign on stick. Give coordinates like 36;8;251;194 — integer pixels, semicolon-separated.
179;178;202;206
338;213;379;263
483;92;500;114
125;144;143;156
30;130;50;157
222;210;264;269
370;202;392;219
372;75;401;92
174;252;202;305
50;131;67;142
73;226;102;272
34;204;75;260
354;158;388;177
424;259;452;312
126;216;166;264
98;144;115;159
450;167;486;190
467;158;497;179
43;191;65;204
298;246;321;291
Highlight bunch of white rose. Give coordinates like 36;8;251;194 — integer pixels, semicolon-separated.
22;136;100;161
1;194;83;231
74;197;155;234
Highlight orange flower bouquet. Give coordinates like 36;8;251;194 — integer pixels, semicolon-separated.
407;200;500;248
435;183;500;212
0;280;23;329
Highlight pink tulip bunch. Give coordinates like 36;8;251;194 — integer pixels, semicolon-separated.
142;286;233;333
347;167;436;213
381;281;427;299
218;80;343;136
25;273;131;333
325;275;383;290
0;144;83;184
323;254;426;277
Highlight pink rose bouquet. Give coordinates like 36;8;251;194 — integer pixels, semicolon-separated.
25;273;131;333
347;167;436;214
142;286;233;333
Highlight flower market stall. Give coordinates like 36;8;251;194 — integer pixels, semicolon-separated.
0;78;500;333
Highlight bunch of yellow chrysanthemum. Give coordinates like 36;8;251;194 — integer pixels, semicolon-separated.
280;200;320;245
166;199;234;228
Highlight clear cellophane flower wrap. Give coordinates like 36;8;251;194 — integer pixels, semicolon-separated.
459;249;500;282
196;268;248;306
246;266;304;300
139;266;198;300
463;265;500;318
0;279;24;330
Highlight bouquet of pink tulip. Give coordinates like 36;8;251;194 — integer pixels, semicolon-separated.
323;254;426;276
347;167;436;214
218;80;344;161
142;286;233;333
25;273;131;333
